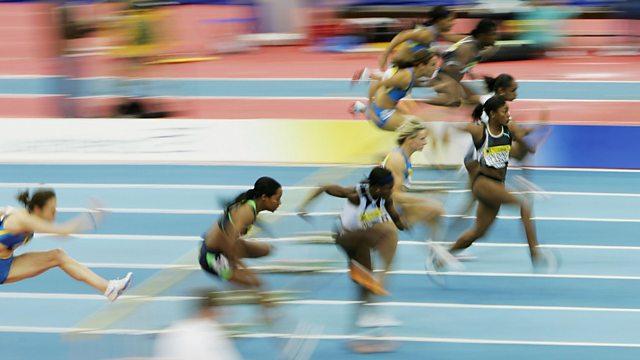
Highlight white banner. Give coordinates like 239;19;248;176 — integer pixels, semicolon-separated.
0;118;470;166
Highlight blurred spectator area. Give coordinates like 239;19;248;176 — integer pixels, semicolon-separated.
0;1;259;68
326;0;640;55
3;0;637;64
0;0;636;117
0;0;259;117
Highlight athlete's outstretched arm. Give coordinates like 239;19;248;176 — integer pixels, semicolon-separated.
379;29;433;70
299;185;358;215
9;210;101;236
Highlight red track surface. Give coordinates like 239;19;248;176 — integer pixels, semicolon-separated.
2;47;638;81
54;98;639;125
0;47;639;121
168;99;640;125
132;47;640;81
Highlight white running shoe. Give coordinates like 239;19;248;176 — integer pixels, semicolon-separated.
427;241;464;271
424;241;464;287
351;67;370;86
533;249;560;274
454;250;477;262
356;309;402;328
424;251;447;287
104;272;133;302
349;100;367;115
372;311;402;327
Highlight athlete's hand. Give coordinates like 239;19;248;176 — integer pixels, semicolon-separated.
395;218;409;231
86;198;106;230
297;207;311;221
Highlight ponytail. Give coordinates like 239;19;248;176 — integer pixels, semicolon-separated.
472;103;485;122
225;177;281;211
16;189;56;212
16;190;30;208
484;74;514;92
472;95;506;122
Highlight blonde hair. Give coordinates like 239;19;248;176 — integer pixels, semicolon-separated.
397;117;427;145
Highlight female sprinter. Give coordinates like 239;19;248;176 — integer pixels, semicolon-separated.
352;5;460;84
0;189;132;302
381;119;446;237
199;177;282;289
428;96;554;270
430;18;498;107
298;167;406;296
364;49;441;131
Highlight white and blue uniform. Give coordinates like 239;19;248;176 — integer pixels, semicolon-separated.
0;209;34;284
340;184;390;232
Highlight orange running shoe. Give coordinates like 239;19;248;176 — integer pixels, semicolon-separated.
349;260;389;296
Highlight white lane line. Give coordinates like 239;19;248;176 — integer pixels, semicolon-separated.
3;293;640;314
53;261;640;281
34;234;640;251
52;207;640;223
1;325;639;348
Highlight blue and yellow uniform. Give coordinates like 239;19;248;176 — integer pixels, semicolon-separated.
382;147;413;188
198;200;257;281
403;25;440;54
0;210;34;284
369;69;416;128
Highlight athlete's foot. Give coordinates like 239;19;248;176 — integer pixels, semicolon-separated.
427;241;464;271
532;249;559;274
425;252;443;272
349;100;367;115
351;67;370;86
104;272;133;302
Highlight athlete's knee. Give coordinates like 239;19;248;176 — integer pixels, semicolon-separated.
431;204;445;219
258;244;272;258
520;201;532;219
445;98;462;107
48;248;69;266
